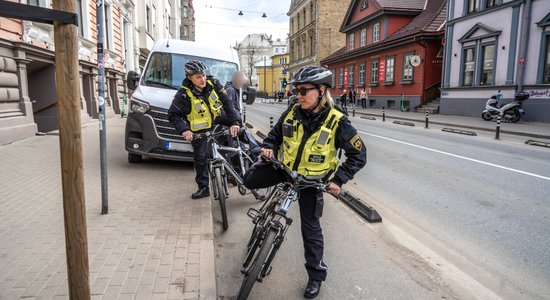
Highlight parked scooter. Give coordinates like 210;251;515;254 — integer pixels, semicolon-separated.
481;91;529;123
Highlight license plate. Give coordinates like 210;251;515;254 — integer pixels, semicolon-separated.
519;108;524;113
165;141;192;152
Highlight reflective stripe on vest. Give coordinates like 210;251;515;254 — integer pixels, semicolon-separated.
181;80;223;131
280;107;343;179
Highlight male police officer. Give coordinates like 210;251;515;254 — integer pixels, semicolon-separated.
168;60;241;199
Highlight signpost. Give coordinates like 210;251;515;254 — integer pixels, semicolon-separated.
0;1;92;298
97;0;109;215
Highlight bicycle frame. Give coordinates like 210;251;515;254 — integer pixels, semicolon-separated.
242;183;297;280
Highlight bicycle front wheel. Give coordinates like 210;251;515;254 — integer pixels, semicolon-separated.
215;167;229;230
237;228;277;300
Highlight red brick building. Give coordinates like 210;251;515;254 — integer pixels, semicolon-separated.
321;0;447;112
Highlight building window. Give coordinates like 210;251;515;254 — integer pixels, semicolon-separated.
104;3;113;49
385;56;394;83
480;44;495;85
297;13;300;29
310;1;314;22
542;33;550;83
462;47;476;86
467;0;481;13
303;8;306;26
339;67;344;86
360;29;367;47
310;35;314;55
403;54;414;81
348;65;354;87
370;60;378;83
75;0;84;36
28;0;46;7
373;23;380;43
348;33;354;51
361;0;368;9
358;64;365;85
183;6;188;18
146;5;152;33
183;25;189;37
331;69;336;87
485;0;500;8
291;19;294;34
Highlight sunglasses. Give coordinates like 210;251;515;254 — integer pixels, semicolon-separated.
292;87;318;96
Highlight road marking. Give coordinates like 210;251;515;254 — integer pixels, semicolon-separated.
359;131;550;181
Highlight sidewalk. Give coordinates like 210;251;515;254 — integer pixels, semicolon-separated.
0;117;216;299
256;98;550;140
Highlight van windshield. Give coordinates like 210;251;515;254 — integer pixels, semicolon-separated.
142;52;239;90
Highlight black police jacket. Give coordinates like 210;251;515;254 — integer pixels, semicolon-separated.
262;104;367;187
167;78;241;134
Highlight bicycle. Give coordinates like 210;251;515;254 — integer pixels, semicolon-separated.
194;125;272;230
236;156;345;299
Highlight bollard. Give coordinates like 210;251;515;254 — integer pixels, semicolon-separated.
270;116;274;129
243;106;246;124
382;106;386;122
425;111;429;129
353;109;355;117
496;115;502;139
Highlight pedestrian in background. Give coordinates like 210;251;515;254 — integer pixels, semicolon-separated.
341;89;347;108
360;88;367;109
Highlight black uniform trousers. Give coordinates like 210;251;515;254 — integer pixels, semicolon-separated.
191;136;209;190
298;187;327;281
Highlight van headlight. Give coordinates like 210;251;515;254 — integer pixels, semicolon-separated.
131;98;150;113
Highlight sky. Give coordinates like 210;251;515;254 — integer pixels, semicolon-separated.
194;0;291;49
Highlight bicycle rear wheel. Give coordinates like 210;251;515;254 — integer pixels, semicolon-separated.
237;228;277;300
215;167;229;230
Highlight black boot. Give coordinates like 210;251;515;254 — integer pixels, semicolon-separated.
191;187;210;199
304;280;321;299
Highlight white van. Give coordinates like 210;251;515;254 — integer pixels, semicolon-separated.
124;39;254;163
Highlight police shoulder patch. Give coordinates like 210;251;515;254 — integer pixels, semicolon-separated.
350;134;363;150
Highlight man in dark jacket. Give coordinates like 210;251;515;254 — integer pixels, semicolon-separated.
224;71;245;114
167;60;241;199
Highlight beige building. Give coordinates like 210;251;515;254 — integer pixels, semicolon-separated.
287;0;351;77
0;0;195;145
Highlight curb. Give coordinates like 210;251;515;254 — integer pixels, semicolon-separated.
353;111;550;140
442;128;478;136
199;196;217;299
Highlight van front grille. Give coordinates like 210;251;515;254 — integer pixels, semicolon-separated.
146;108;184;141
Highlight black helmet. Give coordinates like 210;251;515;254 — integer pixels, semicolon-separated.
290;66;333;88
185;60;208;75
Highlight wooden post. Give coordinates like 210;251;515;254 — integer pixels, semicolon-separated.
52;0;91;298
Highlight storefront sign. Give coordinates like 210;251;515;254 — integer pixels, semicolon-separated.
378;60;385;83
526;89;550;98
344;67;349;86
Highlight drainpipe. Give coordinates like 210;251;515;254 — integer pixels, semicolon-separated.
516;0;532;92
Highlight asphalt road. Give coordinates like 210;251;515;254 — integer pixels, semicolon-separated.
222;101;550;300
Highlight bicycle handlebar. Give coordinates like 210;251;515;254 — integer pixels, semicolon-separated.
192;125;245;140
260;155;347;197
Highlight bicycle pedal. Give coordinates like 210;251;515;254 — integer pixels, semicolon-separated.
247;208;260;220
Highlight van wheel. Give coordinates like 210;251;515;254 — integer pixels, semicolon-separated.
128;153;143;163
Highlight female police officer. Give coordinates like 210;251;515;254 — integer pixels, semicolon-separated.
260;66;366;298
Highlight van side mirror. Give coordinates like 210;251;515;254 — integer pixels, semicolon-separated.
126;71;140;90
244;86;256;105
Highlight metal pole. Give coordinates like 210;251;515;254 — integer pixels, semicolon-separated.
264;56;267;98
97;0;109;214
52;0;91;297
516;0;532;92
382;106;386;122
270;116;273;129
352;109;355;117
243;106;246;123
495;115;501;140
425;111;429;129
